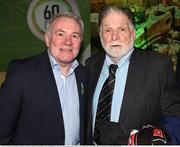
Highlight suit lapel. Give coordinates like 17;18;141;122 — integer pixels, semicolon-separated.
119;49;144;123
75;66;85;101
74;64;87;144
75;65;85;123
37;51;65;130
85;53;105;143
89;53;106;99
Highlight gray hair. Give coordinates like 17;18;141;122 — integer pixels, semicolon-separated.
45;12;84;38
98;5;135;31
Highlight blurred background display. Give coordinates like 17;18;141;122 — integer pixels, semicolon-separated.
91;0;180;72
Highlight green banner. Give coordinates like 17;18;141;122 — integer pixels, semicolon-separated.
0;0;90;71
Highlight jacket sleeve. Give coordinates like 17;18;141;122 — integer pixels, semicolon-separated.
0;60;23;144
160;116;180;144
160;57;180;117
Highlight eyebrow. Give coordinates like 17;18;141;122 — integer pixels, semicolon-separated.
72;32;81;35
55;29;64;32
55;29;80;34
54;29;81;38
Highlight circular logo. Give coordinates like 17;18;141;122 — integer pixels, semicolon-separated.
27;0;80;41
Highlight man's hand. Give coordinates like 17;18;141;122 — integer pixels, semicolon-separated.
95;120;129;145
128;125;167;145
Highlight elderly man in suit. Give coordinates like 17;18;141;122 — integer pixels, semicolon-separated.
0;12;88;145
85;4;180;145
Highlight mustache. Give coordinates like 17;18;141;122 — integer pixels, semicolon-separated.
59;47;72;51
110;42;123;46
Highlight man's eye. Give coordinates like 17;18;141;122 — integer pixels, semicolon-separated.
120;28;126;32
72;34;80;39
104;29;111;33
58;32;64;36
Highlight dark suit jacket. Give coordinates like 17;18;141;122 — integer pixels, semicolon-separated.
85;47;180;144
0;51;88;145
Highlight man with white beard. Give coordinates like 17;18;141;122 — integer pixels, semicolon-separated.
85;4;180;145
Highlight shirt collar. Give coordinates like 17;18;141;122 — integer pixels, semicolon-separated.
48;49;79;76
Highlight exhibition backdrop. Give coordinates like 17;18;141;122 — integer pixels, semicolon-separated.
0;0;90;71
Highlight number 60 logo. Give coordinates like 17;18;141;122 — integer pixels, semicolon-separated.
27;0;80;41
44;5;62;19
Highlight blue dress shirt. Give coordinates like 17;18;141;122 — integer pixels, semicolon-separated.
92;48;134;132
48;51;80;145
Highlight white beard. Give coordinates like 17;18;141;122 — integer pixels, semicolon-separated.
100;35;134;62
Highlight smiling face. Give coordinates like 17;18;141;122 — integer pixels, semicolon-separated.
45;16;82;66
99;10;136;63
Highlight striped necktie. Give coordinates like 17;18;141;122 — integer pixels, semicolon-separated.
94;64;118;144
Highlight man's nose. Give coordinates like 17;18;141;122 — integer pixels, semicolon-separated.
65;36;72;45
111;31;119;41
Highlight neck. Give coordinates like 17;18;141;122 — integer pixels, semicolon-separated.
111;57;120;64
59;63;72;76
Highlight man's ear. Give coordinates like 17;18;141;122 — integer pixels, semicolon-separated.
133;29;136;40
99;30;103;42
99;30;102;38
44;33;50;47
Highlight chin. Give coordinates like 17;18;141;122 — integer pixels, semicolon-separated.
64;59;74;63
108;50;121;57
